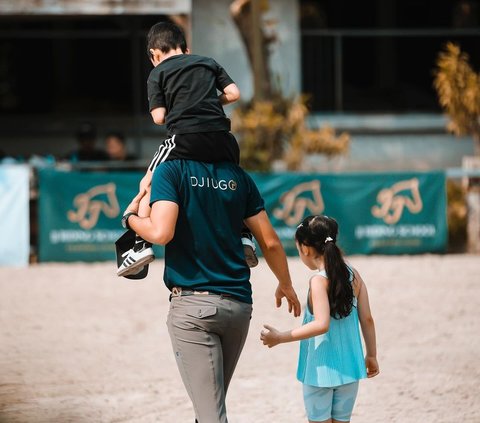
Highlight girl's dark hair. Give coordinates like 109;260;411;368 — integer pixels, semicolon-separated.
295;215;354;319
147;21;187;57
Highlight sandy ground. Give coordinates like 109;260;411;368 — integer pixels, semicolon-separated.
0;255;479;423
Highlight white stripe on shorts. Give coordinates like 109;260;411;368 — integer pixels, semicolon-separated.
149;135;177;171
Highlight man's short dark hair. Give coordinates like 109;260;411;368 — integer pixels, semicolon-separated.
147;21;187;58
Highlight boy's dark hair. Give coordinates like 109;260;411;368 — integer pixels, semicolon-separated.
295;215;354;319
147;21;187;58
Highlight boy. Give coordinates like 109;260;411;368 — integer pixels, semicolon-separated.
118;21;257;277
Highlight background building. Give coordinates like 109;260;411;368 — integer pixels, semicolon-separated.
0;0;299;160
0;0;478;169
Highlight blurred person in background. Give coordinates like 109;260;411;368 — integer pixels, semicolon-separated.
65;122;109;162
105;131;137;162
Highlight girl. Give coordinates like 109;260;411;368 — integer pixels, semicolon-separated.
260;215;379;423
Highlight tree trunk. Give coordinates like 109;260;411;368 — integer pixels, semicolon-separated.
230;0;272;99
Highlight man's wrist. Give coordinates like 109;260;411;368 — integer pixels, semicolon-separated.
278;281;293;289
121;211;138;230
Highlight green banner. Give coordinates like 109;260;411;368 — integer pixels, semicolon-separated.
251;171;447;255
38;169;447;262
38;169;165;262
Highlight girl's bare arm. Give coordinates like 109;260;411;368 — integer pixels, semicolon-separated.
355;269;379;377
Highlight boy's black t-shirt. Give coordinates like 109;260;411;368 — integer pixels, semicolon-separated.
147;54;234;136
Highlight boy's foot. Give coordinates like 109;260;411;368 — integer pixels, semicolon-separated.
117;244;155;277
128;264;146;276
241;232;258;268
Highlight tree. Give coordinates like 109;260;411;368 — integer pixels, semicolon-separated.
230;0;273;100
232;96;349;171
229;0;349;171
433;42;480;155
434;42;480;253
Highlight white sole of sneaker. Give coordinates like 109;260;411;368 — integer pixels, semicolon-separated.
117;254;155;277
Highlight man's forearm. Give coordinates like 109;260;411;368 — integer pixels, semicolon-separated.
125;200;178;246
128;215;161;244
261;241;293;288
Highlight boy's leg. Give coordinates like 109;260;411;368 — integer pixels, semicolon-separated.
132;169;154;251
117;172;155;277
118;136;181;277
138;169;153;218
241;225;258;268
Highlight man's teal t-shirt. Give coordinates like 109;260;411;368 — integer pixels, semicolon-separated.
150;160;265;304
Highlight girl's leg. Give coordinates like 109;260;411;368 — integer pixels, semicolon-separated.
303;384;334;423
309;419;332;423
330;382;359;423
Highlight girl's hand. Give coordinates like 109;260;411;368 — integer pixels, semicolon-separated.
260;324;283;348
365;356;379;378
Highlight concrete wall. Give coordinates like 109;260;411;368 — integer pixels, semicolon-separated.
303;134;475;172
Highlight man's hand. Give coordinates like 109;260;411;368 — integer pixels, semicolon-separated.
275;284;301;317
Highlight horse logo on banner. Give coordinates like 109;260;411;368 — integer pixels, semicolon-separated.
371;178;423;224
67;183;120;229
273;180;325;226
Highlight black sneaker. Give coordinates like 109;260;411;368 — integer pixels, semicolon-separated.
117;244;155;277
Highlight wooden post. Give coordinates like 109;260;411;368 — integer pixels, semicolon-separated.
462;155;480;253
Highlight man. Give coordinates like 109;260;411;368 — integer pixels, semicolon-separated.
117;21;258;277
123;158;300;423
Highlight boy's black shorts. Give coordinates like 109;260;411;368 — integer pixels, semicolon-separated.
148;131;240;172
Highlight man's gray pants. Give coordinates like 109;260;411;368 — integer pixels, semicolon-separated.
167;294;252;423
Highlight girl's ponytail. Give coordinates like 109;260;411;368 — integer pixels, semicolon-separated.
296;215;354;319
323;238;353;318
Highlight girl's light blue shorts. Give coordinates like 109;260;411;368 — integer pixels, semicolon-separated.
303;381;359;422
